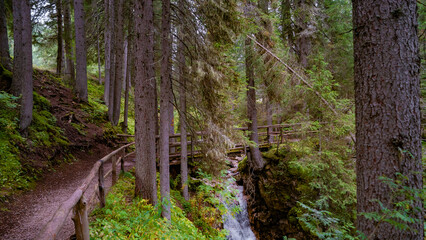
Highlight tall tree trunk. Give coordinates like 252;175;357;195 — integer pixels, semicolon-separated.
353;1;423;239
134;0;157;205
74;0;87;102
245;37;264;171
122;38;128;91
0;0;11;69
280;0;294;50
295;0;311;68
107;0;116;118
160;0;172;220
110;0;124;126
63;0;75;85
169;99;175;154
266;98;273;142
124;5;134;135
103;0;113;105
11;0;33;134
178;23;189;201
97;36;101;84
258;0;274;142
153;0;161;142
56;0;63;75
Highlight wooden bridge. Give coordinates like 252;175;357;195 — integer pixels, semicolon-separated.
37;123;315;239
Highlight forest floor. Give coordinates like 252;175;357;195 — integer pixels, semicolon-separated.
0;70;129;239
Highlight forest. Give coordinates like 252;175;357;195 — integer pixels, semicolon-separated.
0;0;424;239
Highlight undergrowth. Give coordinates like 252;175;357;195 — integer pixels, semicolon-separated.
0;91;70;200
90;170;231;239
0;92;28;197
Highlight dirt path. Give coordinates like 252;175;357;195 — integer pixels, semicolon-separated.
0;144;135;240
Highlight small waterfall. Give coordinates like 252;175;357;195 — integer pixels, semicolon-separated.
223;185;256;240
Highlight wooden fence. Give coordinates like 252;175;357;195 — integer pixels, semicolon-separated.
37;142;134;240
36;122;319;239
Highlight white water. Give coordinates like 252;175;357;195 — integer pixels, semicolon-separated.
223;185;256;240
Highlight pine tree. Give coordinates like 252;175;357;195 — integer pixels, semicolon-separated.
11;0;33;134
353;0;423;238
134;0;157;205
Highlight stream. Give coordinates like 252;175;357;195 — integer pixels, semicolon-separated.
223;185;256;240
223;155;256;240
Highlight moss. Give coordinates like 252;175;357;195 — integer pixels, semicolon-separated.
1;66;12;79
33;91;51;110
0;92;28;199
29;101;69;148
237;155;248;173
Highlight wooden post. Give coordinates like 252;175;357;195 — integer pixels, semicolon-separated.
276;127;282;154
190;135;194;160
266;126;271;144
98;161;105;208
112;155;117;185
72;196;90;240
120;149;125;173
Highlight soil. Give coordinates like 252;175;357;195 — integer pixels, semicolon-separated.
0;70;131;240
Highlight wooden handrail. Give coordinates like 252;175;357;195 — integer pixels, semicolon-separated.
117;122;325;138
37;142;135;240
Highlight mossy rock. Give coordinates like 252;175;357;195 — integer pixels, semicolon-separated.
237;155;248;173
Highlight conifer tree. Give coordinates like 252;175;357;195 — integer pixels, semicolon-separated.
134;0;157;205
11;0;33;134
353;0;423;238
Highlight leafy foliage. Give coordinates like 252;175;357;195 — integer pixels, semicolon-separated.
359;173;425;237
0;92;27;197
297;201;355;240
90;170;228;239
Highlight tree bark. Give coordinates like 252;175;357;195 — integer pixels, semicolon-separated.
74;0;88;102
56;0;63;75
110;0;124;126
63;0;75;85
160;0;172;220
11;0;33;134
103;0;113;106
178;23;189;201
97;30;101;84
295;0;311;68
107;0;116;118
245;37;264;171
134;0;157;205
266;98;273;142
353;1;423;239
0;0;11;69
124;6;134;134
258;0;274;142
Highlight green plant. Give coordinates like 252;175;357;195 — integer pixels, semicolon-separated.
297;201;356;240
359;173;425;239
0;92;27;198
29;92;69;148
90;170;227;239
